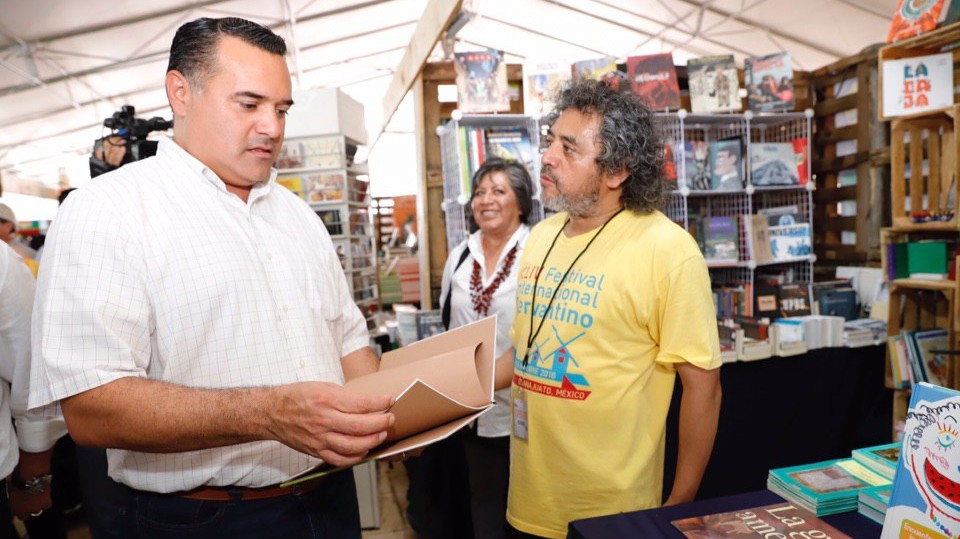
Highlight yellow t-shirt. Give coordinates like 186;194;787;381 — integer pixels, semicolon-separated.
507;210;721;538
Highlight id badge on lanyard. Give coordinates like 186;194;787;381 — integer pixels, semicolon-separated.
512;383;529;441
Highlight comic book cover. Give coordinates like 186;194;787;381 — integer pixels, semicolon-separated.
627;53;681;110
523;60;570;118
745;52;794;112
887;0;949;43
454;49;510;113
688;55;742;113
571;56;630;93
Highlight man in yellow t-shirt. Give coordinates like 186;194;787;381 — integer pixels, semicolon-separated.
494;79;722;538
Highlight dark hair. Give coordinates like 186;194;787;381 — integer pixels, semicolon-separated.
551;79;665;213
58;188;77;206
468;157;535;230
167;17;286;87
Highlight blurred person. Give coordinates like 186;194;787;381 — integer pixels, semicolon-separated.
438;157;534;539
494;79;722;538
29;17;393;539
0;203;38;278
1;241;68;539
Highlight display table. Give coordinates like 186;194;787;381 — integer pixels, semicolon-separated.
664;344;892;500
567;490;882;538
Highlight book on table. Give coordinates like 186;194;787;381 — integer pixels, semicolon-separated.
672;502;851;538
851;442;900;481
882;383;960;539
858;485;892;525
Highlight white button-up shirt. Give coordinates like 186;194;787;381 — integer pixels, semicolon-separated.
440;225;529;437
1;243;66;481
30;138;368;493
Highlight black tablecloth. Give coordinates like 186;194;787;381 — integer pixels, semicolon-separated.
664;344;892;500
567;490;882;538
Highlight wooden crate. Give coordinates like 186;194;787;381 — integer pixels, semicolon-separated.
811;47;889;269
890;104;960;230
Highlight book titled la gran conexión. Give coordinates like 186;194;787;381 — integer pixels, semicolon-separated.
672;502;851;538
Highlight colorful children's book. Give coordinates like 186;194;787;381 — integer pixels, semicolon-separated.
626;53;681;110
688;55;742;113
745;52;795;112
852;442;901;481
887;0;950;42
672;503;852;538
454;49;510;113
882;383;960;538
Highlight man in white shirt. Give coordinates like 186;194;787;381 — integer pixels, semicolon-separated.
1;242;68;537
30;17;393;539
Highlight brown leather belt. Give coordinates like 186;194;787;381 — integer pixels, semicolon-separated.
177;476;325;501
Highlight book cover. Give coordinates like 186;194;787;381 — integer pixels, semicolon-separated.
769;458;891;507
662;137;679;190
881;383;960;538
688;55;742;113
709;138;745;191
816;287;858;321
779;283;812;317
750;143;800;186
672;503;852;538
754;283;780;319
852;442;901;481
748;214;774;264
912;329;950;387
454;49;510;114
769;223;812;261
887;0;949;42
626;53;681;110
881;52;954;118
571;56;617;81
683;140;712;190
792;137;809;185
702;215;740;264
523;60;570;118
745;52;795;112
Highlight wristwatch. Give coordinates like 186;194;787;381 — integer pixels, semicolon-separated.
10;473;52;495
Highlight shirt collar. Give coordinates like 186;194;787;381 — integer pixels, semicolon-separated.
467;224;529;267
157;137;278;204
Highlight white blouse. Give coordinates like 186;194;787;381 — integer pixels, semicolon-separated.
440;225;529;437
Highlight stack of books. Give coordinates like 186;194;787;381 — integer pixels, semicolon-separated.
767;458;892;516
851;442;899;481
857;485;892;524
393;304;419;347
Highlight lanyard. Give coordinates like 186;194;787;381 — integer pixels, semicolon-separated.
522;208;624;368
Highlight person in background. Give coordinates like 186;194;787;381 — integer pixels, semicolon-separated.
496;79;722;538
440;157;534;539
29;17;393;539
1;241;68;539
0;203;38;278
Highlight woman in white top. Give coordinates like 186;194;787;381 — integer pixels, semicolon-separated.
441;157;534;539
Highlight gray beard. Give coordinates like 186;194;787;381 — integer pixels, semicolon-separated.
542;188;600;217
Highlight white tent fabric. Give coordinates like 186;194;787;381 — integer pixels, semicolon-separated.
0;0;897;202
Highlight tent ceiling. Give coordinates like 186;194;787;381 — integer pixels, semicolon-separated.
0;0;896;187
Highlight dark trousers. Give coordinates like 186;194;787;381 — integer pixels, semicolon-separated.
0;476;67;539
404;430;473;539
117;469;361;539
462;429;515;539
75;446;127;539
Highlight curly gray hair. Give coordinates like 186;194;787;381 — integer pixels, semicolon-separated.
551;79;666;213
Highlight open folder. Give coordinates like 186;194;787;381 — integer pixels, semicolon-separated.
282;315;498;486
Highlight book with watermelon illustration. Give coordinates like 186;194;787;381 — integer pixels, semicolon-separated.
882;382;960;538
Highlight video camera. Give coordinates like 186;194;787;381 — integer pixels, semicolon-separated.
89;105;173;177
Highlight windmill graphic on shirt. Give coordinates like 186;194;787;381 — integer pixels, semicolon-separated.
517;325;591;401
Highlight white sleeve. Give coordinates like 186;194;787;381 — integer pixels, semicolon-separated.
0;245;66;452
29;189;152;410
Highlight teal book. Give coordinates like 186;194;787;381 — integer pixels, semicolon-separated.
882;383;960;538
852;442;901;481
859;485;892;525
767;458;891;516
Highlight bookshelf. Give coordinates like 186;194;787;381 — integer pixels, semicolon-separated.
276;133;379;328
436;113;545;250
659;110;815;332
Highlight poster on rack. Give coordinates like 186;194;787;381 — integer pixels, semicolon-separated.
626;53;681;110
454;50;510;114
523;60;570;118
745;52;794;112
881;52;954;118
688;55;742;113
887;0;950;42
